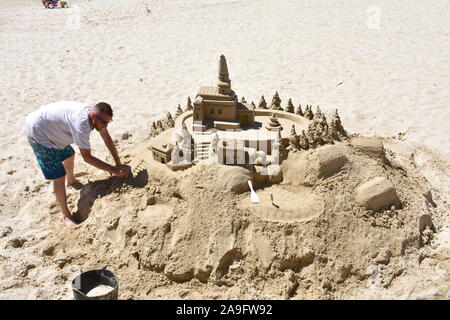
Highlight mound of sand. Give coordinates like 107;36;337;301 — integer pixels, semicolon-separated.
282;144;348;187
1;137;448;300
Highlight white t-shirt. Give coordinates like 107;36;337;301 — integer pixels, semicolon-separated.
26;101;93;149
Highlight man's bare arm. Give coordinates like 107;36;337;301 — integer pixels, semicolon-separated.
99;127;121;166
79;148;116;174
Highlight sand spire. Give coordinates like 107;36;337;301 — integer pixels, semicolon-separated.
218;55;231;94
258;95;267;109
285;98;295;113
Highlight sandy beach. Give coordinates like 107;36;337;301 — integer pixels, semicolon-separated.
0;0;449;299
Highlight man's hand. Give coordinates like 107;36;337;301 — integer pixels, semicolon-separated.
80;148;127;177
113;165;128;178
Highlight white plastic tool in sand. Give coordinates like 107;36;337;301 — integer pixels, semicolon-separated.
248;180;260;203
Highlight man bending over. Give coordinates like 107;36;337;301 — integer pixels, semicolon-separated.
26;101;127;224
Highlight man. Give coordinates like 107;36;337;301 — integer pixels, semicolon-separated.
26;101;127;224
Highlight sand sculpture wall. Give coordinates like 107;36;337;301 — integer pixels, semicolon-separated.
253;109;308;126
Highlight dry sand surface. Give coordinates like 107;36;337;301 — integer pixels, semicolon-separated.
0;0;449;299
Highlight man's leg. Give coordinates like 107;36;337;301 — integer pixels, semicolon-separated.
63;154;77;186
28;139;77;224
61;146;81;188
53;176;75;223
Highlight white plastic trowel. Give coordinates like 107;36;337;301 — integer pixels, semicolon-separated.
247;180;260;203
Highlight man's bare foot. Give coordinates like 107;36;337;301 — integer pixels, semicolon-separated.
67;179;83;190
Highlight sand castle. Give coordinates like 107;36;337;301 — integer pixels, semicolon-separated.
148;55;348;171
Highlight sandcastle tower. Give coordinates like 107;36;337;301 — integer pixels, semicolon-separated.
218;55;231;95
192;55;254;129
265;112;283;132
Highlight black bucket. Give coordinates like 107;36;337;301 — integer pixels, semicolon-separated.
71;265;119;300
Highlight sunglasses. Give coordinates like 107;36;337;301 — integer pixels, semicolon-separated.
95;114;113;125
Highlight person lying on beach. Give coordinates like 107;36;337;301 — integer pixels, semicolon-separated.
41;0;56;8
41;0;68;9
26;101;128;224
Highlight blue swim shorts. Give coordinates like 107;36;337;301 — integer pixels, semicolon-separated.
28;138;75;180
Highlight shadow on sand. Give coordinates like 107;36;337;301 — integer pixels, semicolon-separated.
73;168;148;223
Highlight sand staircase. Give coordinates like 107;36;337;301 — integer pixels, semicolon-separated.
195;141;211;161
193;130;216;162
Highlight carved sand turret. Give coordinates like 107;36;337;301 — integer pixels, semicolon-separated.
258;95;267;109
314;124;324;146
285;98;295;113
306;122;316;148
314;106;322;119
322;126;334;145
330;109;347;140
288;124;300;151
175;104;183;119
186;96;193;111
304;105;314;120
299;129;309;150
314;112;328;133
270;91;282;110
149;121;158;138
290;124;297;136
163;112;175;129
265;112;283;131
295;104;304;117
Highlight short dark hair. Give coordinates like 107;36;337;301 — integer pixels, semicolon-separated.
94;102;113;117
